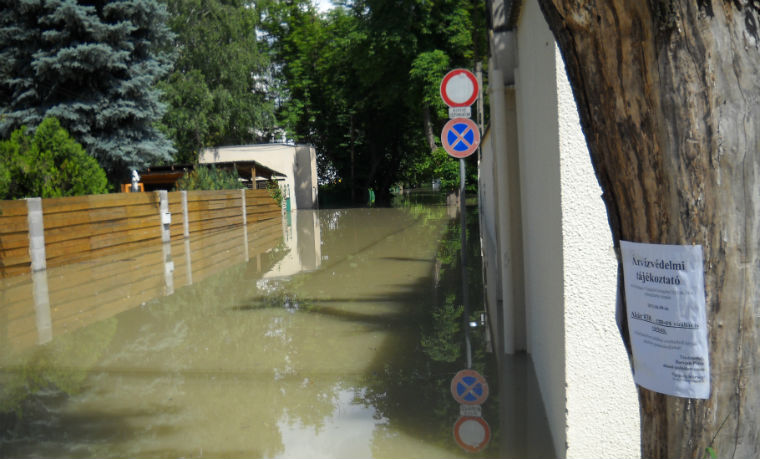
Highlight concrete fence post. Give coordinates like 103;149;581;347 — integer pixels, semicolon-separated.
158;191;174;295
181;190;190;238
26;198;46;272
26;198;52;344
159;190;171;243
181;191;193;285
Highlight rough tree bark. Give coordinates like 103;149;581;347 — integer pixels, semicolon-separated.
423;105;438;152
535;1;760;457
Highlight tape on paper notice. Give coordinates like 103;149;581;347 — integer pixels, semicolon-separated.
620;241;710;399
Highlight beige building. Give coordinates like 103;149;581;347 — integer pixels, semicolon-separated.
481;1;640;457
200;144;319;211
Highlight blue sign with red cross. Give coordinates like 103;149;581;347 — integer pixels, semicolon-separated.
441;118;480;159
450;369;489;405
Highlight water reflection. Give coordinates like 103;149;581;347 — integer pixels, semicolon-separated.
0;205;544;458
264;210;321;279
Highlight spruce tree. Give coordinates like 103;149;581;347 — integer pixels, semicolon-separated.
0;0;175;181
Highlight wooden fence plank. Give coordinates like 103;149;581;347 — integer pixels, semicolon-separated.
1;189;284;280
41;192;159;213
44;225;161;259
186;207;243;224
185;198;243;212
46;250;163;295
43;214;159;244
43;203;159;230
0;232;30;251
0;215;29;234
45;238;162;269
0;252;31;267
186;190;242;202
0;200;29;217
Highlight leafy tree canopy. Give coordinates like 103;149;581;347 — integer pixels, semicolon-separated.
0;0;175;183
160;0;277;163
0;117;109;199
262;0;486;203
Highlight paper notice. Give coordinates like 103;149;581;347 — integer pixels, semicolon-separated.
620;241;710;399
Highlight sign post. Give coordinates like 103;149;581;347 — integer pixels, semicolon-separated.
441;68;488;454
440;69;481;371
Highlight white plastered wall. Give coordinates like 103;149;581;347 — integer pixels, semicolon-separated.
512;1;640;457
199;144;318;210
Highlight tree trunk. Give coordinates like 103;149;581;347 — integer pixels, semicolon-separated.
350;114;356;203
536;1;760;457
423;105;438;152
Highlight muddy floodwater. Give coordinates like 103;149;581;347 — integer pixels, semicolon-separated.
1;204;553;458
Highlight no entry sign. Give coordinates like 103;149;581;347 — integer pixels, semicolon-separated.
441;118;480;159
440;69;479;107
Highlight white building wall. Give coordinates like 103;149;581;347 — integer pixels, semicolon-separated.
294;146;318;209
478;131;504;351
199;144;318;210
555;42;641;459
514;2;566;453
510;1;640;457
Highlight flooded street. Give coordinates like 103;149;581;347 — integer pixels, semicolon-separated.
1;204;551;458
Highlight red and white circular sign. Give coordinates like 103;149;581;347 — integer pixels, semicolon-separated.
453;416;491;453
440;69;479;107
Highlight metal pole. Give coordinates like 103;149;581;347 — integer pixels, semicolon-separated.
460;158;472;369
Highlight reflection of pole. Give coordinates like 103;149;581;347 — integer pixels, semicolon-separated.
182;191;192;285
460;158;472;369
241;189;249;263
32;270;52;344
27;197;53;344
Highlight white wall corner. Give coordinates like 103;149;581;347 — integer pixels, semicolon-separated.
554;43;641;459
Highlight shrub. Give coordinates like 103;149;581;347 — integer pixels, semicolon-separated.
0;117;109;199
174;165;242;191
266;179;283;206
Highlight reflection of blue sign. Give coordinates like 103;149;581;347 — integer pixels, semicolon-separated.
441;118;480;159
450;369;489;405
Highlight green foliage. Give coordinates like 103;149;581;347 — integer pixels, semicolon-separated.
0;155;10;199
174;165;241;191
409;50;450;114
0;0;175;181
266;179;283;206
160;0;276;162
0;117;109;199
421;294;463;362
399;146;461;191
262;0;487;203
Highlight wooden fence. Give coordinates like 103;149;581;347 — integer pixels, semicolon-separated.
0;189;284;351
0;189;281;278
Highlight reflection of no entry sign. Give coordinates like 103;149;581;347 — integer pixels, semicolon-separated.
453;416;491;453
442;118;480;159
440;69;479;107
450;369;489;405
